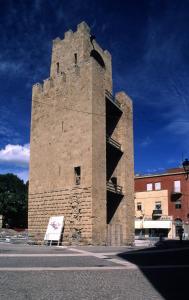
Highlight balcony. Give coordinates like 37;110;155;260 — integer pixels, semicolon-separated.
105;90;122;111
106;136;122;151
107;181;123;195
152;209;162;217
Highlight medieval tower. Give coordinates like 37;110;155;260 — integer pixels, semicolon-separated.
28;22;134;245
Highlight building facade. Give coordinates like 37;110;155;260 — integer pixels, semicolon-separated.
28;22;134;245
135;168;189;238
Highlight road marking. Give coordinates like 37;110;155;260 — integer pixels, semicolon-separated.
0;254;89;257
106;258;137;269
67;247;137;268
0;265;188;271
0;266;129;271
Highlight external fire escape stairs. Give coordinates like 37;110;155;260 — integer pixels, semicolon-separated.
105;90;123;196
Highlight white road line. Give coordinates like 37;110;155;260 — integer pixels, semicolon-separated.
0;265;187;271
67;247;138;268
0;266;128;271
0;254;89;257
106;258;137;269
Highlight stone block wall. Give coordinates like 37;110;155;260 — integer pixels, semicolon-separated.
29;186;92;244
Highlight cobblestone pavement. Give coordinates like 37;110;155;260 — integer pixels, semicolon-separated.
0;243;188;300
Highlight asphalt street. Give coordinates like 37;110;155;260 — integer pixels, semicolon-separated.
0;243;188;300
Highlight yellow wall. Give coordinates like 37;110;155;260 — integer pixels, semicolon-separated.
135;190;168;218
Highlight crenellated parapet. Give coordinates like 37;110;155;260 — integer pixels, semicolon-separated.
32;72;66;98
49;21;112;91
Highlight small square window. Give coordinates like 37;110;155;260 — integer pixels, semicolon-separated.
175;203;181;209
155;182;161;190
74;166;81;185
137;202;142;211
147;183;153;191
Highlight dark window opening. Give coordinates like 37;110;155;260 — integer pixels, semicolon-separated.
90;49;105;68
56;62;59;73
155;202;161;210
74;166;81;185
175;203;181;209
137;202;142;211
74;53;77;65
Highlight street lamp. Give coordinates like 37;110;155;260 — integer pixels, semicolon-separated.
182;158;189;180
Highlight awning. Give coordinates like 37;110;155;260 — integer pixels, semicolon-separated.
135;220;172;229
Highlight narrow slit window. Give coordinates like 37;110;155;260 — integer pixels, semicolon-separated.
74;166;81;185
56;62;60;73
74;53;77;65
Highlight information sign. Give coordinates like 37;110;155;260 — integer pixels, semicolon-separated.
44;216;64;242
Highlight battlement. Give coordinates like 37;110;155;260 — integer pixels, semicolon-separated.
52;22;90;47
33;21;112;97
77;21;90;34
32;72;66;97
50;22;112;86
52;21;110;57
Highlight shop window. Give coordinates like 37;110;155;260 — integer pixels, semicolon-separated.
155;182;161;190
74;166;81;185
147;183;153;191
137;202;142;211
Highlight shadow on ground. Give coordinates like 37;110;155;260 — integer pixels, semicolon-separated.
118;240;189;300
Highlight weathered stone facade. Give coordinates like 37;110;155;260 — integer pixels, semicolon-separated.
29;21;134;245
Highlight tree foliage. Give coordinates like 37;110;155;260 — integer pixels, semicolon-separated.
0;174;28;228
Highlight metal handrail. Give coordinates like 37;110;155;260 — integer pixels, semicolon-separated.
152;209;162;215
107;181;123;194
106;135;121;150
105;90;122;109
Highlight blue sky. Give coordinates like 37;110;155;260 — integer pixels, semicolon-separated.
0;0;189;181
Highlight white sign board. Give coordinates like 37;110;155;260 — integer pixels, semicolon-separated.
135;220;172;229
44;216;64;241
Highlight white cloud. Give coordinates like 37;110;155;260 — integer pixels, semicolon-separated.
140;136;152;147
166;119;189;135
0;61;24;73
0;144;30;166
16;170;29;183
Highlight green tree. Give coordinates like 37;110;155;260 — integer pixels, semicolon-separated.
0;174;28;228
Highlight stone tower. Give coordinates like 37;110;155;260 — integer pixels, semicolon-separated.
28;22;134;245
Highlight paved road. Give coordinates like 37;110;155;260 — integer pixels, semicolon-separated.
0;243;188;300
